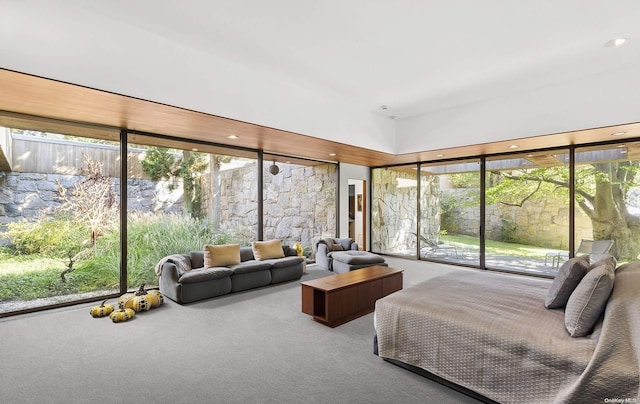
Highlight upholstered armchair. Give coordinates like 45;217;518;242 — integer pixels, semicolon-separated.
315;238;359;270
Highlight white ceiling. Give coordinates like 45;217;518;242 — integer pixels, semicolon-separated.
73;0;640;118
2;0;640;154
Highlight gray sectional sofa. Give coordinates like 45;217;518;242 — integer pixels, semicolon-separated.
159;246;305;304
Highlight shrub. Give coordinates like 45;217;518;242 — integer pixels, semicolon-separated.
0;212;255;300
3;215;91;257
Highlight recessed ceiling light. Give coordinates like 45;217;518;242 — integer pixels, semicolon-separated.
191;148;198;151
436;154;444;157
329;153;336;157
611;131;627;136
604;38;627;48
527;154;534;157
509;145;519;149
227;135;240;139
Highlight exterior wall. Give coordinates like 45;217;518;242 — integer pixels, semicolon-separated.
0;172;182;235
371;168;440;253
442;188;592;249
0;160;337;253
217;162;337;249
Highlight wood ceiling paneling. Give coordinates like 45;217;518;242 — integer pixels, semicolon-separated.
1;68;639;167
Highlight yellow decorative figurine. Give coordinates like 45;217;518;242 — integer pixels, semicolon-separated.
293;242;304;257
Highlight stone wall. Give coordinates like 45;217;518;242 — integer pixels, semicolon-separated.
0;172;183;238
371;169;440;253
442;188;592;249
1;163;337;252
218;162;337;250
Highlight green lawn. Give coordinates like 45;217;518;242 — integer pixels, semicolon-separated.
440;234;559;260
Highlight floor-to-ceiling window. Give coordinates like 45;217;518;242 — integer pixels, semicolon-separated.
573;142;640;264
371;165;418;257
126;134;259;289
485;150;570;275
262;155;337;258
419;160;481;266
0;122;121;314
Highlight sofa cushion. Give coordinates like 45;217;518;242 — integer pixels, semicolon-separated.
334;238;354;250
252;239;285;260
544;255;590;309
229;260;272;275
179;267;232;284
204;244;241;267
265;256;305;268
332;250;385;265
565;262;615;337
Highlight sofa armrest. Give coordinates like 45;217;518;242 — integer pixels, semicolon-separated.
161;262;181;283
282;245;298;257
350;243;359;251
316;243;331;270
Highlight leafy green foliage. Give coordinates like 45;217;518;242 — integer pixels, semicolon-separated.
0;212;254;301
140;147;210;218
2;215;90;258
140;147;177;181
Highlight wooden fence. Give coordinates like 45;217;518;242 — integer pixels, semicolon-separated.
11;135;148;179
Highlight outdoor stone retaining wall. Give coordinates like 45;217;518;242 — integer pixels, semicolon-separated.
0;172;182;239
0;164;337;252
442;188;592;249
371;169;440;252
217;163;337;249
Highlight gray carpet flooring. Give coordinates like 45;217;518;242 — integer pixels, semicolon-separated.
0;257;482;404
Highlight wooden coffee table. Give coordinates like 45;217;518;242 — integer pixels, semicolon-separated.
301;265;403;327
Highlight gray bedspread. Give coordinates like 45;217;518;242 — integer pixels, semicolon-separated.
375;265;640;403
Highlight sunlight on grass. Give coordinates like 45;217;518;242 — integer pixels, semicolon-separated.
0;251;65;275
441;234;559;259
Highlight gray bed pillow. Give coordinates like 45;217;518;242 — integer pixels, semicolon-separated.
588;253;616;271
564;262;615;337
544;255;590;309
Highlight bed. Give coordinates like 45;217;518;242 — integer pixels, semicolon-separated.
374;262;640;403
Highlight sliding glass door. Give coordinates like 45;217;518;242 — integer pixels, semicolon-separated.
484;151;570;275
419;160;481;266
371;165;418;257
573;142;640;264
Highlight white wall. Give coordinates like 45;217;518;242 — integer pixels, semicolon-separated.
395;65;640;153
340;163;370;249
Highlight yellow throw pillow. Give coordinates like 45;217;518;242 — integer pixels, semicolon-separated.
252;239;285;261
203;244;241;267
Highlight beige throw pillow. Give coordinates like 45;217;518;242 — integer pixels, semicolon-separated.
544;255;590;309
203;244;241;267
564;262;615;337
252;239;285;261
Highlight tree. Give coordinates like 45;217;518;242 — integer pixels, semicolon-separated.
140;147;208;218
486;160;640;260
56;154;119;245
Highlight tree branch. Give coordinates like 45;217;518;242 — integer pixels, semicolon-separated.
502;173;595;205
500;181;542;207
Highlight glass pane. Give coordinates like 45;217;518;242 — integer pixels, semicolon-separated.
263;157;337;260
420;160;480;265
127;135;258;289
0;124;121;314
485;150;570;275
371;165;418;257
573;142;640;264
